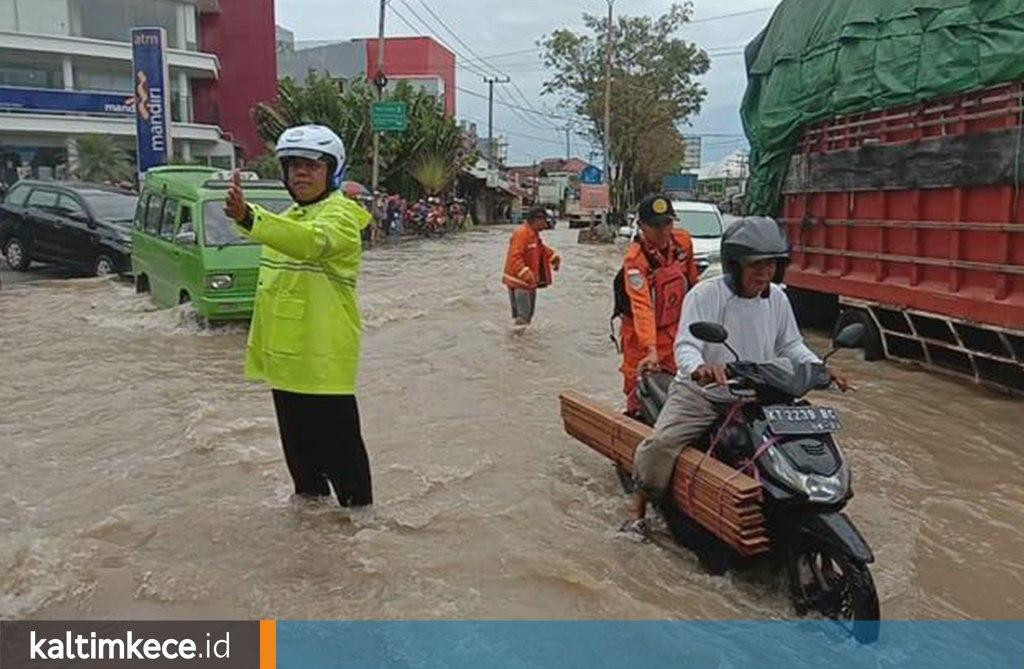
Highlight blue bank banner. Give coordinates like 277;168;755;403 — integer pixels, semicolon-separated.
131;27;172;175
0;87;135;115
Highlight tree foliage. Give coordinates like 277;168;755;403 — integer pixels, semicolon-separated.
252;73;473;199
74;134;134;183
539;2;709;207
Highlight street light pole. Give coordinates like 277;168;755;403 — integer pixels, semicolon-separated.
603;0;613;187
371;0;386;194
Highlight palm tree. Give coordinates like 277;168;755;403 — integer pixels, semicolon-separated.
253;73;374;184
410;152;457;195
74;135;134;183
252;75;475;199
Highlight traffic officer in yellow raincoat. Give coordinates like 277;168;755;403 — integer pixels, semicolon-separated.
224;124;373;507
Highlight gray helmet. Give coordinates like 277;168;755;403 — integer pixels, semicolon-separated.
720;216;790;288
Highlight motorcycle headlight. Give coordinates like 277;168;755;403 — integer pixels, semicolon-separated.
760;443;849;504
205;274;234;290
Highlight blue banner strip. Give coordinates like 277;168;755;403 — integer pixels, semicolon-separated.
0;86;133;115
276;621;1024;669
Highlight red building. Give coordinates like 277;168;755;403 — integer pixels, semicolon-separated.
361;37;456;117
194;0;278;160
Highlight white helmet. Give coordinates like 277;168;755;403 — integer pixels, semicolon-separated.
275;124;347;188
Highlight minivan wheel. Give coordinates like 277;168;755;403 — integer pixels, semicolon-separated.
4;237;30;271
135;273;150;294
94;255;116;277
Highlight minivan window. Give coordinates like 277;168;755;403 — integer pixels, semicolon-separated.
4;184;30;206
134;193;149;230
144;196;163;234
27;189;59;209
159;198;179;240
202;199;292;246
58;194;87;218
179;206;193;234
81;191;137;223
674;210;723;238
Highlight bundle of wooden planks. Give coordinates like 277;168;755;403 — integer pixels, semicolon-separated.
560;391;770;557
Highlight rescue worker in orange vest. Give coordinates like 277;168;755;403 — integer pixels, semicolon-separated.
502;207;561;325
617;194;700;416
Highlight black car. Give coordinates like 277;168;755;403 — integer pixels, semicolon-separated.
0;180;137;277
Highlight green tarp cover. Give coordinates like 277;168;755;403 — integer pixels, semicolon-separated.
740;0;1024;215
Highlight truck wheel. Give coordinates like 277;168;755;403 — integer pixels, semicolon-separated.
834;309;884;361
135;273;150;294
4;237;31;271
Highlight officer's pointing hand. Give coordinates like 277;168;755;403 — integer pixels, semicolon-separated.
224;170;248;223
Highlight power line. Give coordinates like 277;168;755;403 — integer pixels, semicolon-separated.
685;6;775;25
415;0;506;77
463;116;573;147
494;86;553;132
410;0;560;131
457;85;572;121
509;80;561;131
391;2;494;79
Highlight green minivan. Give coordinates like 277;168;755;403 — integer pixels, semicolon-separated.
131;166;293;321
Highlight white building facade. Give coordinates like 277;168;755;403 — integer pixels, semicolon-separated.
0;0;234;184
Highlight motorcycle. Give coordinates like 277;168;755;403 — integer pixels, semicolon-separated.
624;321;880;642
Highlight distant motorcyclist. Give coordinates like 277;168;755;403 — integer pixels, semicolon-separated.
622;217;851;536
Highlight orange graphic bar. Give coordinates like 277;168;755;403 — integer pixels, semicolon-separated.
259;619;276;669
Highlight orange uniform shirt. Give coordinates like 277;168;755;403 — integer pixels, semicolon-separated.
620;229;699;395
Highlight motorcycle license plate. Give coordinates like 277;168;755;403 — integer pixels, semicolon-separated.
764;405;842;434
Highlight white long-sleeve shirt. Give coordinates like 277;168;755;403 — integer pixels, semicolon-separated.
674;277;820;387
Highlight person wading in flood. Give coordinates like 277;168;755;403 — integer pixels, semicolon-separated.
612;195;698;532
224;124;374;507
502;207;561;326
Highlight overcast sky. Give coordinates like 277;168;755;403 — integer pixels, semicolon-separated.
275;0;782;168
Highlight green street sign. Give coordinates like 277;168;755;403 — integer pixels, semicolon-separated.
371;101;407;131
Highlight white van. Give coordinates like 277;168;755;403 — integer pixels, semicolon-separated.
617;200;724;278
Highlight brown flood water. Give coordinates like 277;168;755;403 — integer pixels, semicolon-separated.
0;224;1021;620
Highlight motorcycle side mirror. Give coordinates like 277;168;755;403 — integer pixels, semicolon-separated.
689;322;729;344
824;322;867;362
690;321;740;361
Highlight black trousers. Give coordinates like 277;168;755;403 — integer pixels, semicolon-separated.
271;390;373;507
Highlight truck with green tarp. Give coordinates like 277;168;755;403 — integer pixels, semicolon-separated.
741;0;1024;394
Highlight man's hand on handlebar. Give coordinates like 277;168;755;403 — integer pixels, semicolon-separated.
692;363;729;387
829;367;855;392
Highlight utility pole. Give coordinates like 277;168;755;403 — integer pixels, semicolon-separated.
370;0;386;194
564;124;572;160
483;76;510;164
603;0;614;187
533;159;539;203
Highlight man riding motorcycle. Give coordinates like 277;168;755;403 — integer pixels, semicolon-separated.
622;216;852;535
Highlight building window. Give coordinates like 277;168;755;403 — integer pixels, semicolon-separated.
0;59;63;89
1;0;70;35
73;64;134;94
71;0;184;49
